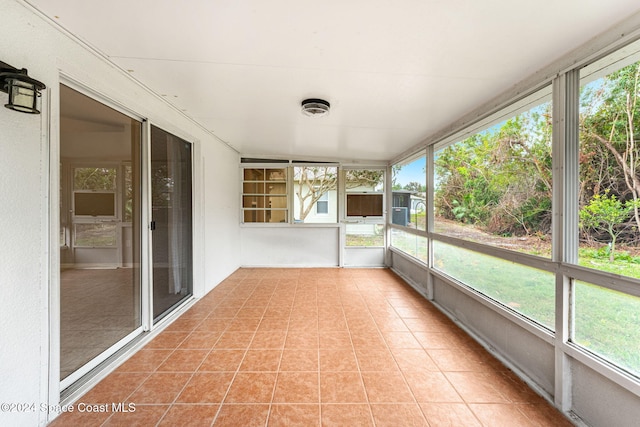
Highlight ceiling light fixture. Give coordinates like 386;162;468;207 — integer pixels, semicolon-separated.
301;98;330;117
0;61;46;114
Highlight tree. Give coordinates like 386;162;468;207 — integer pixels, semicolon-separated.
580;62;640;234
434;102;553;235
579;192;637;261
404;181;425;192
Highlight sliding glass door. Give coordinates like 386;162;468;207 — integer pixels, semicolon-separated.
59;84;142;385
150;125;193;321
59;86;194;389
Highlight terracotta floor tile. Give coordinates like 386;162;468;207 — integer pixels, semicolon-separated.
382;331;423;349
321;404;374;427
213;404;269;427
250;330;287;349
404;371;463;403
361;371;414;403
226;317;262;332
56;268;560;427
445;371;511;403
145;331;189;349
390;348;439;372
517;403;575;427
402;317;444;333
427;349;488;372
350;332;388;350
262;309;292;322
224;372;277;403
214;331;255;349
273;371;320;403
102;404;168;427
156;349;209;372
128;372;192;403
320;372;367;403
468;403;537;427
116;349;172;373
375;317;411;332
81;372;150;403
269;404;320;427
319;331;353;349
412;331;457;349
319;349;359;371
178;331;222;349
176;372;234;403
280;349;319;371
199;349;245;372
48;408;111;427
288;318;318;332
494;371;548;404
239;349;282;371
164;317;203;332
370;403;429;427
355;349;399;371
195;317;232;332
158;404;219;426
236;306;266;318
419;402;482;426
346;318;379;334
318;317;349;332
285;330;319;349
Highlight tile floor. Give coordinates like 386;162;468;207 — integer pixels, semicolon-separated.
51;268;573;426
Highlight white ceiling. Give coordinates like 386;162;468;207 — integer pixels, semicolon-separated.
28;0;640;162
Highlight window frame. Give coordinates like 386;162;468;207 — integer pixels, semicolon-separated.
240;161;340;225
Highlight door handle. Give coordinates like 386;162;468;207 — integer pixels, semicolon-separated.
150;221;156;231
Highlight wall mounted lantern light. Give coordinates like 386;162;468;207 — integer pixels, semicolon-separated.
1;61;46;114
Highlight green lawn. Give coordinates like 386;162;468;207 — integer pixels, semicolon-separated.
429;240;640;377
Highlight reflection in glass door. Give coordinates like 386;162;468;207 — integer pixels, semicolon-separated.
150;125;193;321
59;84;142;385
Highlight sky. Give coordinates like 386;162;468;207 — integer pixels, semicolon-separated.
394;157;426;186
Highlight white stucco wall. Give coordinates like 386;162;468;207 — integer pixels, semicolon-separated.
0;1;240;425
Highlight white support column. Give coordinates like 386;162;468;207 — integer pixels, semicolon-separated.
552;69;580;412
425;144;435;300
385;164;393;267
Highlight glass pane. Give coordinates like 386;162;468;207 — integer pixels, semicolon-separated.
74;167;116;190
151;125;193;322
243;195;264;208
347;223;384;247
579;40;640;280
244;168;265;180
73;223;117;247
73;192;116;217
266;183;287;195
434;90;553;258
392;154;426;230
293;166;338;223
59;84;141;381
267;195;287;209
574;280;640;377
266;210;287;223
243;182;264;194
266;168;286;181
391;228;428;263
244;210;265;223
433;240;555;329
345;169;384;192
346;169;385;218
